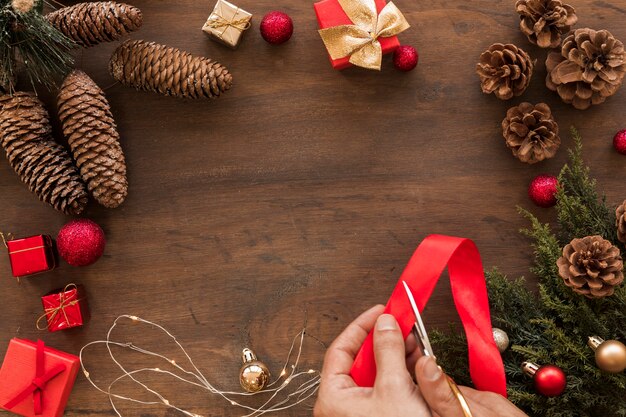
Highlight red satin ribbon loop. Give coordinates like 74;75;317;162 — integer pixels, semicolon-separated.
4;340;67;415
349;234;507;396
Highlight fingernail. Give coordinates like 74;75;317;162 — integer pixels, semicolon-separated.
376;314;398;331
422;356;442;381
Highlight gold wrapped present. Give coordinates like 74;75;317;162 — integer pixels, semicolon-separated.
202;0;252;49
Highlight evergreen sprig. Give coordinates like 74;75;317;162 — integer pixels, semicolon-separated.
433;128;626;417
0;0;74;92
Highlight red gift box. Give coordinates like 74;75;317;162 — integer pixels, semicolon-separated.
0;339;79;417
5;235;56;278
314;0;401;70
39;285;90;332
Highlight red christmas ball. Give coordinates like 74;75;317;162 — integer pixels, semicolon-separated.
260;11;293;45
528;174;558;208
613;129;626;155
57;219;106;267
534;365;566;397
393;45;418;71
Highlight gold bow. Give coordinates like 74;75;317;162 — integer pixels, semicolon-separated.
318;0;410;70
36;284;80;330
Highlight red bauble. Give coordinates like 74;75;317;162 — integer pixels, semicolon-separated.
260;11;293;44
613;129;626;155
57;219;106;267
534;365;566;397
528;174;558;208
393;45;418;71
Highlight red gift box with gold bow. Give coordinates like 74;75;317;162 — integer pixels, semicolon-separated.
0;339;80;417
314;0;409;70
38;285;90;332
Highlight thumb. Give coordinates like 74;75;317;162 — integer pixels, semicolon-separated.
373;314;412;392
415;355;465;417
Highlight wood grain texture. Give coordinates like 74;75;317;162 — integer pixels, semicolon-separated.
1;0;625;415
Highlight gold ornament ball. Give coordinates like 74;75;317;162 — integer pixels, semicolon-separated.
492;328;510;353
239;348;270;393
589;336;626;373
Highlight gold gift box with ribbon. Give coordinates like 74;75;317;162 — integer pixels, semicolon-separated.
202;0;252;49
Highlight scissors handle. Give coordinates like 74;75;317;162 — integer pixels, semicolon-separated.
445;374;474;417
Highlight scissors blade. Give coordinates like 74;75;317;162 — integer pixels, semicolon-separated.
402;280;434;357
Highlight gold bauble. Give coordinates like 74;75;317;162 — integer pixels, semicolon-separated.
239;348;270;393
588;336;626;373
492;328;510;353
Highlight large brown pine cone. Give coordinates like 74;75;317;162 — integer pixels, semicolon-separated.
58;70;128;208
515;0;577;48
47;1;143;48
616;201;626;244
546;28;626;110
502;102;560;164
476;43;534;100
109;39;232;99
0;92;88;215
556;235;624;298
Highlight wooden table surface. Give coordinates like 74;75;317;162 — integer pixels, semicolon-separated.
1;0;625;415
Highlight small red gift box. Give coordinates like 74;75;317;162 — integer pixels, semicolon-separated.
5;235;56;278
0;339;80;417
314;0;401;70
39;284;90;332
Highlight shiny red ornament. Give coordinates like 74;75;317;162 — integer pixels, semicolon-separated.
57;219;106;267
533;365;566;397
260;11;293;44
614;129;626;155
393;45;418;71
528;174;558;208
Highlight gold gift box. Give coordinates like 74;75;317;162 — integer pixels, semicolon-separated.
202;0;252;49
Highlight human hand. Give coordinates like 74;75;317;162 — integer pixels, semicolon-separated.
314;305;431;417
414;355;529;417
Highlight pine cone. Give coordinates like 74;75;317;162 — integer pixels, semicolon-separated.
546;28;626;110
0;92;88;215
515;0;577;48
47;1;143;48
502;102;560;164
616;201;626;244
476;43;534;100
109;40;233;99
556;235;624;298
58;70;128;208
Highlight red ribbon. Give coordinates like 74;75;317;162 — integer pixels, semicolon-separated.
350;234;507;396
4;340;67;415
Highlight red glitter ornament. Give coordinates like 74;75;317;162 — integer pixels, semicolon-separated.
613;129;626;155
260;11;293;45
57;219;106;267
528;174;558;208
523;362;566;397
393;45;418;71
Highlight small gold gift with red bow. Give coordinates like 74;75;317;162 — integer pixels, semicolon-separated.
202;0;252;49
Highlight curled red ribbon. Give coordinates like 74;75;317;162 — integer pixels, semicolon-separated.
4;340;67;415
350;234;507;396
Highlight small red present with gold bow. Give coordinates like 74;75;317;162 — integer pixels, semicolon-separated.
38;284;90;332
3;234;56;278
314;0;410;70
0;339;80;417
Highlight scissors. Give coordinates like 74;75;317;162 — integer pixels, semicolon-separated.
402;280;474;417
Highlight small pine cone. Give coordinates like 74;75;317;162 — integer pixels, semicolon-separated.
617;201;626;244
546;28;626;110
109;39;233;99
0;92;88;215
47;1;143;47
556;235;624;298
476;43;534;100
502;102;560;164
515;0;577;48
58;70;128;208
